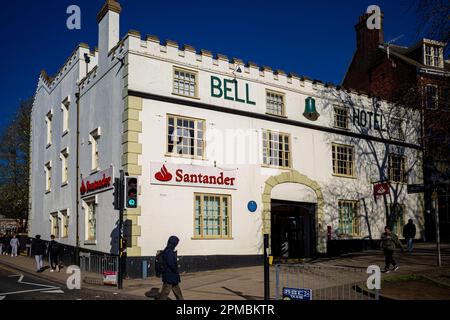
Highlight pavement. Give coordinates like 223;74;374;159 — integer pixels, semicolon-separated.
0;242;449;300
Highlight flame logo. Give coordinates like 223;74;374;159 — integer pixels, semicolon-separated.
80;181;86;195
155;165;173;182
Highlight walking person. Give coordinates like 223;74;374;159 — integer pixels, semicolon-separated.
31;235;46;272
10;234;20;257
157;236;184;300
47;235;60;272
403;219;416;254
4;233;11;255
381;226;404;273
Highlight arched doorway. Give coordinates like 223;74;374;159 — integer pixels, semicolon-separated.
262;170;326;257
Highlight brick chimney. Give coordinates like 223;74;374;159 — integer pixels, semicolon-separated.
97;0;121;69
355;13;384;65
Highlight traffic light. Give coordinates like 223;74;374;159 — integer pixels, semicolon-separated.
125;177;138;209
113;178;123;211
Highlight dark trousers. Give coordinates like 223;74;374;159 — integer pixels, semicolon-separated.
158;283;184;300
384;249;396;270
50;254;59;270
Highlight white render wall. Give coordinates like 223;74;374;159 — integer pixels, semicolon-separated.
30;45;97;245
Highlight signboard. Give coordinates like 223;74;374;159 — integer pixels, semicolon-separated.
103;271;117;286
282;287;312;301
151;162;237;190
373;182;389;196
407;184;427;194
80;167;114;197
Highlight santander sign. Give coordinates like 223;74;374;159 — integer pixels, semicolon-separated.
151;162;237;190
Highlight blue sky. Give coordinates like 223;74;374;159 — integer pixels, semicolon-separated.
0;0;422;129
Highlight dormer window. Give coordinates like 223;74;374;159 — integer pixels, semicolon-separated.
424;44;442;68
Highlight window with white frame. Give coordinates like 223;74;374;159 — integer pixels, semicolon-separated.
338;200;360;236
85;198;97;241
332;144;355;177
266;91;285;116
194;193;231;239
60;209;69;238
389;154;407;183
50;212;60;238
262;130;291;168
173;68;197;98
424;45;441;67
334;106;349;129
389;118;405;141
46;111;53;146
426;85;438;109
89;129;101;171
45;162;52;192
60;148;69;185
167;115;204;158
61;98;70;134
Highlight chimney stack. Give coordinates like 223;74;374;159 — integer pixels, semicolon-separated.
97;0;121;69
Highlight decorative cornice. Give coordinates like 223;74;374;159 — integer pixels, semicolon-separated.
97;0;122;23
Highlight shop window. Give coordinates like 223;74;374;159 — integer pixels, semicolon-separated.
194;193;231;239
167;115;204;159
332;144;355;177
262;130;291;168
338;200;360;236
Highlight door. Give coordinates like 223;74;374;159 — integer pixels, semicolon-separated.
271;200;316;259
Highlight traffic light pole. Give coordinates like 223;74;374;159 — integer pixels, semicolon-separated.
118;170;125;289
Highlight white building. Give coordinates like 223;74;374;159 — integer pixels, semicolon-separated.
29;0;424;278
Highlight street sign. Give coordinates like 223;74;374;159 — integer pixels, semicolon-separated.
282;287;312;301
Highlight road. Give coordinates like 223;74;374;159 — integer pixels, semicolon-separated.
0;264;145;300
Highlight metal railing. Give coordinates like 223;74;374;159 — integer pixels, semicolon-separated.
275;264;378;300
79;253;119;286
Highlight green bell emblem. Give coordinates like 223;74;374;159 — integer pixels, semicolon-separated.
303;97;320;121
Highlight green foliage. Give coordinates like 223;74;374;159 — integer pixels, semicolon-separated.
0;97;33;225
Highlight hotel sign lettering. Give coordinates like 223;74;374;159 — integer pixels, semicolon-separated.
353;108;386;132
211;76;256;105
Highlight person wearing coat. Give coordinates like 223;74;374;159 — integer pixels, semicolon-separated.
403;219;417;253
158;236;184;300
381;226;404;273
9;234;20;257
31;235;46;272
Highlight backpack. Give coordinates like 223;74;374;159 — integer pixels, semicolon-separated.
155;250;165;278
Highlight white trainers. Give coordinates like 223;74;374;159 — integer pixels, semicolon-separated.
50;269;54;272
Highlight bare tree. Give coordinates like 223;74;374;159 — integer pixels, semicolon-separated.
0;97;33;231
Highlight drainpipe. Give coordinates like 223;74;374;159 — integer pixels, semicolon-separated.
75;88;81;265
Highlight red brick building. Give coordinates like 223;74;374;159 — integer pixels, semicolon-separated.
343;13;450;241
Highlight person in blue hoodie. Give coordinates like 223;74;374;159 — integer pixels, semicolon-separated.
158;236;184;300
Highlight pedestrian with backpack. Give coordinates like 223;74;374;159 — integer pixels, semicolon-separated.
47;235;60;272
157;236;184;300
381;226;404;273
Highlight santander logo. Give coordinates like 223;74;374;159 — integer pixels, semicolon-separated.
155;165;173;182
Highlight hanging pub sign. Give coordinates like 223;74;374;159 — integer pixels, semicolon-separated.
151;162;237;190
80;167;114;197
373;182;389;197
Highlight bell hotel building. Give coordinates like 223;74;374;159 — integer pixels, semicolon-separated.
29;1;425;278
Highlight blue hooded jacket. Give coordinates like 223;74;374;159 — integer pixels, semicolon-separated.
162;236;180;285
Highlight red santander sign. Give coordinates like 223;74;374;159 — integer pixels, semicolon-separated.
373;182;389;197
151;163;237;190
80;167;114;197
